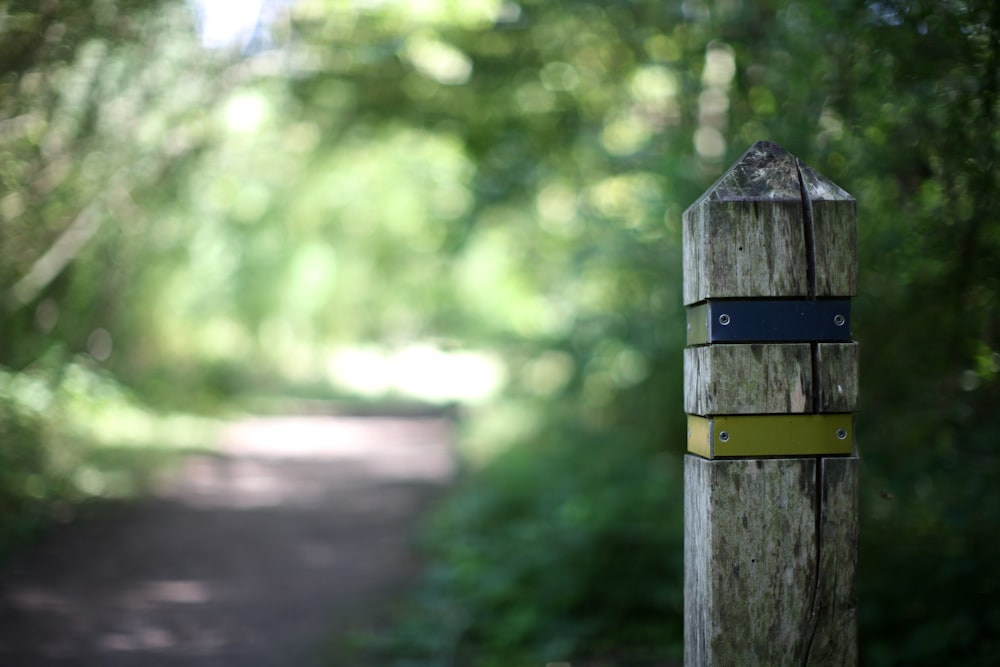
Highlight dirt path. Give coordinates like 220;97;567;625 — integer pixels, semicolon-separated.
0;415;455;666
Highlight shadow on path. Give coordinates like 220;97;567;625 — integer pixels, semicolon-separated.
0;415;455;666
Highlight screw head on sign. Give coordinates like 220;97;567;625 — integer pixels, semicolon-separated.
836;428;848;440
834;314;846;326
719;431;730;442
719;314;731;326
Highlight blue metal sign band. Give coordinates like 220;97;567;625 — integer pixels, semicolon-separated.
686;299;851;345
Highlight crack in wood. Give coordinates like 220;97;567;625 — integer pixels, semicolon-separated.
683;143;859;665
795;159;818;299
801;458;824;666
797;158;825;665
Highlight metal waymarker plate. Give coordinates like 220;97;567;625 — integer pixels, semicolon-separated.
687;414;853;459
686;299;851;346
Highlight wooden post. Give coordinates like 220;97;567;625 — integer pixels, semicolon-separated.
682;141;859;666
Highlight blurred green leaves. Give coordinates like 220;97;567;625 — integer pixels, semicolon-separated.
0;357;218;559
368;428;684;665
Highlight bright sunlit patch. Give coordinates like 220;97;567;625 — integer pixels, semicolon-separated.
702;42;736;87
536;181;581;236
695;127;726;159
190;0;268;50
326;346;394;397
402;35;473;85
327;344;506;403
299;0;508;28
601;112;652;156
139;580;212;604
224;91;268;132
394;346;502;402
630;65;678;103
695;42;734;163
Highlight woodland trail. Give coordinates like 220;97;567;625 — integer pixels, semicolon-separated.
0;414;455;666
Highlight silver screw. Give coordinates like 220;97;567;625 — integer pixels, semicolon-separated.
719;431;730;442
834;314;846;326
719;314;731;326
836;428;848;440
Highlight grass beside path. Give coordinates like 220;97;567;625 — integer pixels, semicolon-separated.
0;359;221;562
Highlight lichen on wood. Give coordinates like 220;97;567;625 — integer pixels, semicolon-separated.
684;344;812;415
682;141;859;666
684;455;859;666
683;141;857;305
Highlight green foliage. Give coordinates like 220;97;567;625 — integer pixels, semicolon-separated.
822;2;1000;662
0;369;52;548
369;425;683;665
0;357;217;560
0;0;219;370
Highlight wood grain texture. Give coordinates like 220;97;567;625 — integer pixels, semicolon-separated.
684;344;812;415
803;456;860;665
816;342;859;412
683;142;859;666
685;343;858;416
683;142;810;305
799;163;858;297
683;200;809;304
684;454;860;666
683;142;858;304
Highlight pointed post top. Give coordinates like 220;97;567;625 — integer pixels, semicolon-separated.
692;141;853;207
682;140;857;304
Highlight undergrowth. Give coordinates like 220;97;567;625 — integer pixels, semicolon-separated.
0;357;218;561
366;422;685;666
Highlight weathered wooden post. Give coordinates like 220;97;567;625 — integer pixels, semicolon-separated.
683;141;859;666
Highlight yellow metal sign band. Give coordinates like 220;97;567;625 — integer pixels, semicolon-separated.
687;414;853;459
